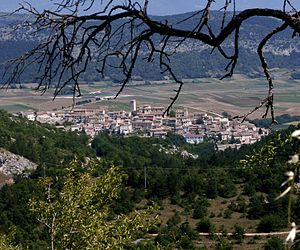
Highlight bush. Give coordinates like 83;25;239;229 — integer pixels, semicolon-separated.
155;226;180;247
219;181;237;198
257;214;286;233
180;222;197;239
196;218;214;233
215;236;233;250
247;195;266;219
228;196;247;213
192;205;208;219
179;235;195;249
232;224;245;243
243;183;255;196
264;237;284;250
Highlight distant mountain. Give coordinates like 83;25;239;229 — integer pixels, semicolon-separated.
0;11;300;82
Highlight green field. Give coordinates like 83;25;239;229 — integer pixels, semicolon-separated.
0;76;299;118
0;104;35;112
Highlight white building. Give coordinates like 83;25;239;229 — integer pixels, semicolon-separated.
184;133;205;144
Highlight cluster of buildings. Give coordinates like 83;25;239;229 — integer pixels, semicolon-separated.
18;100;269;149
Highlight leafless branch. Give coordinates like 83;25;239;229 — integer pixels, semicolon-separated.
2;0;300;118
233;22;289;122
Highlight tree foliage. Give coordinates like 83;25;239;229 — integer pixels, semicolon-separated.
0;110;93;167
0;111;300;247
264;236;284;250
0;233;20;250
29;159;157;250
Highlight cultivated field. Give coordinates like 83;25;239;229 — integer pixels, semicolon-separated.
1;75;300;118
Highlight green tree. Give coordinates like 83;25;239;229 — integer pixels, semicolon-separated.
215;235;233;250
196;218;215;233
169;110;176;118
195;118;204;125
0;233;20;250
219;181;237;198
206;178;219;199
29;159;157;250
232;224;245;243
192;198;209;219
247;195;266;219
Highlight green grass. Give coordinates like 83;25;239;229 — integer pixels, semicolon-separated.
1;77;300;116
276;94;300;103
283;121;300;126
0;104;34;112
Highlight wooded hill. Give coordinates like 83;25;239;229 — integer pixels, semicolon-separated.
0;110;299;249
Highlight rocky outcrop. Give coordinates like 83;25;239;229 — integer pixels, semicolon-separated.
157;144;199;159
0;148;37;187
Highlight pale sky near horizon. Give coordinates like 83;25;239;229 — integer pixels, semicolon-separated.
1;0;300;15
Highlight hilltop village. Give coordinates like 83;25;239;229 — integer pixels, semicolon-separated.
18;100;269;150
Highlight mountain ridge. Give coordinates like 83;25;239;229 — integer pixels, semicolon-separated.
0;11;299;82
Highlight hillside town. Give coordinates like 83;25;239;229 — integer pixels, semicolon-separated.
18;100;269;150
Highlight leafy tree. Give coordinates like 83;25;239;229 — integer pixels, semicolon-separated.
205;177;219;199
195;118;204;125
192;206;207;220
243;183;256;196
178;235;195;250
126;240;159;250
155;222;196;250
183;175;204;195
219;180;237;198
154;225;180;249
179;222;197;240
232;224;245;243
29;159;157;250
192;198;209;219
247;196;268;220
0;233;20;250
165;132;186;147
215;235;233;250
223;208;233;219
169;110;176;118
228;196;247;213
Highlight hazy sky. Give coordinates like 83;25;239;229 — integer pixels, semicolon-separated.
2;0;300;15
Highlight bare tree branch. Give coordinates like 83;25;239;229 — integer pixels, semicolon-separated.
2;0;300;118
233;22;289;122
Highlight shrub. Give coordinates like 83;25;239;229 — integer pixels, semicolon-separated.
232;224;245;243
257;214;286;233
196;218;214;233
264;237;284;250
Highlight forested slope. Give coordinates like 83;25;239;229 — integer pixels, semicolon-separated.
0;110;299;249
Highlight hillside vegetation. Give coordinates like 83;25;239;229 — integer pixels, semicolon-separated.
0;110;299;249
